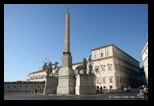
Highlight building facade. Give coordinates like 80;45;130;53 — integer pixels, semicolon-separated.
26;65;47;82
140;41;148;85
91;44;142;89
4;81;45;93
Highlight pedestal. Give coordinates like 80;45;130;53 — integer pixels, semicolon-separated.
44;76;58;95
75;74;96;95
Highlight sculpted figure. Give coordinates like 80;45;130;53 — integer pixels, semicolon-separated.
43;62;48;69
53;62;59;77
86;55;93;74
87;55;91;63
75;58;87;74
54;62;59;69
46;61;53;76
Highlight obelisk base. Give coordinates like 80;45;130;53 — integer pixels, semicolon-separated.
57;67;75;94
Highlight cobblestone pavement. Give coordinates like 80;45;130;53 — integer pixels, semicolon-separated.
4;89;147;100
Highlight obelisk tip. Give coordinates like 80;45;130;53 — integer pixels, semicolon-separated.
67;8;69;12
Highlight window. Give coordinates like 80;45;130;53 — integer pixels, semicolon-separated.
95;54;97;58
101;65;103;71
117;76;119;83
101;53;103;57
120;77;122;83
108;64;112;71
97;78;100;84
109;76;113;83
101;65;106;71
95;66;99;73
103;77;106;84
104;65;106;71
107;64;109;70
106;51;109;56
110;64;112;70
115;65;117;70
101;65;105;71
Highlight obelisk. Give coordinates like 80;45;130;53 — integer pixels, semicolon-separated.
57;10;75;94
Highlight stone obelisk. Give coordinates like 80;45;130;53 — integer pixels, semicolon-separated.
57;10;75;94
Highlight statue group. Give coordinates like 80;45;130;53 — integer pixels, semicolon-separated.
75;55;93;75
43;61;59;77
43;55;93;76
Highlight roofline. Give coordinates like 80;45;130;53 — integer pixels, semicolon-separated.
91;44;114;51
72;61;83;65
140;41;148;56
28;66;62;75
28;70;46;75
91;44;139;63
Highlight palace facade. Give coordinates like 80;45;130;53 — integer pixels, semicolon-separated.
90;44;142;89
140;41;148;85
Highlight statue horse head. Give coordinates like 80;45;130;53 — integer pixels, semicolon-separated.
75;58;87;74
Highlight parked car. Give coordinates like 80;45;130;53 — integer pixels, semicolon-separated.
123;86;131;91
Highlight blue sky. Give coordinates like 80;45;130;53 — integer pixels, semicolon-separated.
4;4;148;81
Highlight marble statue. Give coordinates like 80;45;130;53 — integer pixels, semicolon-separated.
86;55;93;74
75;58;87;74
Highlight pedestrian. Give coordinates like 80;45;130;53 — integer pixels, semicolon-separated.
31;89;33;95
137;89;144;98
33;89;36;96
99;86;103;94
143;86;148;100
110;85;112;90
146;87;148;99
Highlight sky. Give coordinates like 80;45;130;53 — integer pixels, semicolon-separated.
4;4;148;81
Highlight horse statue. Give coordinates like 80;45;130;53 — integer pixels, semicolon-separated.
75;58;87;74
48;61;60;77
46;61;53;76
43;62;48;69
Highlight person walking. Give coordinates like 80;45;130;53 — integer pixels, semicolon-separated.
33;89;36;96
99;86;103;94
143;86;148;100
